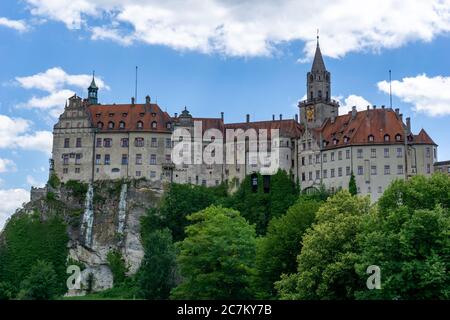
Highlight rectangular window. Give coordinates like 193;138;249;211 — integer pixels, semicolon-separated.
302;172;306;182
384;148;390;158
384;165;391;175
397;165;404;175
331;168;335;178
371;148;376;158
323;154;327;163
151;137;158;148
426;147;431;158
63;168;68;174
346;166;351;176
135;138;144;147
95;154;101;165
75;167;80;174
150;171;156;179
301;157;305;166
64;138;70;148
427;164;431;174
331;152;335;162
315;154;320;164
357;149;363;159
338;151;342;161
63;154;69;165
308;155;313;165
397;148;403;158
104;138;112;148
165;154;171;163
323;170;328;179
121;138;129;148
316;170;320;180
104;154;110;165
136;154;142;165
75;153;82;165
136;171;141;177
371;166;377;175
96;138;102;147
166;138;172;148
309;172;313;181
346;150;351;159
150;154;157;165
76;138;82;148
202;179;207;186
121;154;128;165
378;186;383;194
358;166;363;175
338;167;342;177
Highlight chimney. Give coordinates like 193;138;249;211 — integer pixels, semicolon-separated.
373;105;376;109
406;117;411;134
279;114;283;120
382;105;385;109
395;108;400;115
367;105;370;111
221;112;224;121
246;114;250;123
399;113;403;121
131;97;135;104
331;116;336;124
174;112;178;118
351;106;357;119
295;114;299;122
272;114;275;121
145;95;151;104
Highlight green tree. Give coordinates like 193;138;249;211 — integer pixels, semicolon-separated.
349;172;357;196
145;183;227;242
171;206;256;300
254;198;321;299
107;250;128;286
137;228;177;299
18;260;59;300
276;191;370;300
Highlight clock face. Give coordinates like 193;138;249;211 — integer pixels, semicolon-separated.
306;106;315;122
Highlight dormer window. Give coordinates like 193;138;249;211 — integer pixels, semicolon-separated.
97;122;104;129
119;121;125;129
139;113;145;117
323;140;328;147
344;136;349;144
333;139;338;145
109;113;114;117
152;113;156;117
368;135;374;142
137;121;143;129
384;134;390;142
151;121;157;129
108;121;115;129
96;113;101;118
395;134;402;142
166;122;172;129
122;113;128;117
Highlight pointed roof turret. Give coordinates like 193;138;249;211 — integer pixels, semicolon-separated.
88;71;98;90
311;35;326;73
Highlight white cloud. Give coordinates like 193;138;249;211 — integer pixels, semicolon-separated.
378;74;450;117
0;188;29;231
0;159;17;173
334;94;372;115
0;17;28;32
0;114;52;155
26;175;46;188
15;67;108;115
23;0;450;59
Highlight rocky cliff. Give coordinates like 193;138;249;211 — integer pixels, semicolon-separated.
19;178;163;296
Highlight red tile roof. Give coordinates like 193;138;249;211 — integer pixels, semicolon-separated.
413;129;437;145
225;119;304;138
88;103;172;133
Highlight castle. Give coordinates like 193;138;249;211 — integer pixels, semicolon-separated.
51;39;437;201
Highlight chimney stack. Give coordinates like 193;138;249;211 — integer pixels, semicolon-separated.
221;112;224;121
295;114;299;122
367;105;370;111
399;113;403;121
174;112;178;118
406;117;411;134
131;97;135;104
373;105;376;109
279;114;283;120
246;114;250;123
395;108;400;115
382;105;385;109
145;95;151;104
351;106;357;119
272;114;275;121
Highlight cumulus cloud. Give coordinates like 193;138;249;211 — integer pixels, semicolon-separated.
334;94;372;115
0;188;29;231
0;17;28;32
378;74;450;117
0;114;52;155
23;0;450;59
26;175;46;188
15;67;108;116
0;159;17;173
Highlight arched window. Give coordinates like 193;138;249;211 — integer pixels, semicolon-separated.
318;90;322;99
310;91;314;100
137;121;143;129
151;121;157;129
384;134;390;142
368;135;374;142
119;121;125;129
309;75;313;82
97;121;104;129
395;134;402;141
108;121;115;129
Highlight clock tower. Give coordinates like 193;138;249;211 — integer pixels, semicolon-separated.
299;36;339;128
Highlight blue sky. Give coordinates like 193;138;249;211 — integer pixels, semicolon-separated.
1;0;450;227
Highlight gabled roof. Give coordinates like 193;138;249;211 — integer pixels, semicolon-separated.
311;41;326;73
88;103;172;133
413;129;437;145
225;119;304;138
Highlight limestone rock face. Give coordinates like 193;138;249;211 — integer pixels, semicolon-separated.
24;179;164;296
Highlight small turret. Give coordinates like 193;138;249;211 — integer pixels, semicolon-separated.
87;72;98;105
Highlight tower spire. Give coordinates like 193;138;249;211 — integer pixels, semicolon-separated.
312;33;326;73
87;70;98;104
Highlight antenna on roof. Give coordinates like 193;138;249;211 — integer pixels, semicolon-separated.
389;70;393;109
135;66;138;103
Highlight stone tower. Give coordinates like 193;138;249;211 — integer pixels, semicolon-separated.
87;73;98;105
299;37;339;128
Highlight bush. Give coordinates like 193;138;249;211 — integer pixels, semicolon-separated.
65;180;89;199
107;250;128;286
48;173;60;189
18;260;59;300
